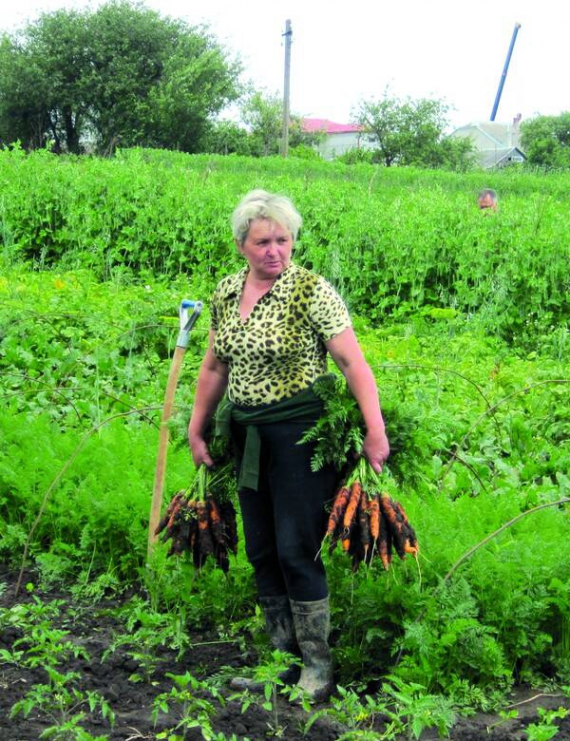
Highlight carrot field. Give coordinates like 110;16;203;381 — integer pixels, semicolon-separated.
1;147;570;740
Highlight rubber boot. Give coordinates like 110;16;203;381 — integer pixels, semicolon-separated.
230;595;301;692
289;596;334;703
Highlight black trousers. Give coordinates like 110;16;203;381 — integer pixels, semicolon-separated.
232;419;338;602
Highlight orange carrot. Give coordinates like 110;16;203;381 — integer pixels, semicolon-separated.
155;491;185;535
380;494;408;558
343;481;362;531
326;485;350;538
394;501;410;526
379;494;399;527
216;549;230;573
378;510;391;570
154;512;170;536
196;500;214;560
369;494;380;541
167;538;185;557
207;496;225;547
166;497;185;530
404;540;419;556
404;520;418;543
188;518;198;551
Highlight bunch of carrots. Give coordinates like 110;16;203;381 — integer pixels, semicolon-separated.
155;464;237;571
323;458;419;572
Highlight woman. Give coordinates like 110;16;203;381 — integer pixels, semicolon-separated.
188;189;389;702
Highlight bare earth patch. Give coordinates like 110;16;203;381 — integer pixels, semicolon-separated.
1;567;569;741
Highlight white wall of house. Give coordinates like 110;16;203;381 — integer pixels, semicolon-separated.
451;120;526;169
318;132;374;160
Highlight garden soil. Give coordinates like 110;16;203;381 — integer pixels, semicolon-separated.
2;566;570;741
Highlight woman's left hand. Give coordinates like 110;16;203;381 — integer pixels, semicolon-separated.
362;428;390;473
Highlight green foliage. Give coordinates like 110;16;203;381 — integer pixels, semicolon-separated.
152;671;224;740
0;1;241;153
301;374;363;473
319;324;570;695
381;676;457;739
230;650;300;736
10;665;115;738
2;147;568;342
0;598;73;671
241;90;283;157
289;142;323;160
524;707;569;740
0;33;53;149
521;112;570;169
353;92;475;170
1;156;570;723
203;120;255;156
306;685;389;737
306;679;456;740
239;89;320;157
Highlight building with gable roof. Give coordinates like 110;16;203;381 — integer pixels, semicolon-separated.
302;118;372;160
451;115;526;169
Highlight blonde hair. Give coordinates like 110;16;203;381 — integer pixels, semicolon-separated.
231;189;303;245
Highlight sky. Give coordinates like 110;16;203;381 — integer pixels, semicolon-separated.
2;0;568;131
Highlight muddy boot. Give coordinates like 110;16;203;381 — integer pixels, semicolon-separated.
289;596;334;703
230;595;301;692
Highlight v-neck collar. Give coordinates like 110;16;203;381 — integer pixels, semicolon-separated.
219;263;296;304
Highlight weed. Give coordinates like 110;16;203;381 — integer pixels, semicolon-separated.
381;676;457;739
152;670;223;740
524;706;569;741
306;685;390;737
10;665;115;738
307;677;456;740
230;650;299;737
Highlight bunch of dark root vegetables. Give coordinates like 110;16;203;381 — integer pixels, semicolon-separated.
154;437;238;571
156;455;419;575
323;457;419;572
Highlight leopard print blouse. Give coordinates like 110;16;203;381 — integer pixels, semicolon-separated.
210;263;352;406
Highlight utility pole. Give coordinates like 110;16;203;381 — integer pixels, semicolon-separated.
281;19;292;157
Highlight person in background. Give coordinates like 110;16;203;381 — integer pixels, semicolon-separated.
477;188;498;211
188;189;390;703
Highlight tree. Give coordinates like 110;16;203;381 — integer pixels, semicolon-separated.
353;93;474;169
241;91;283;156
0;10;95;152
0;0;242;154
520;112;570;169
240;90;324;157
0;34;53;149
202;120;254;156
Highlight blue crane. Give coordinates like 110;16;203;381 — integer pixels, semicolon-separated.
490;22;521;122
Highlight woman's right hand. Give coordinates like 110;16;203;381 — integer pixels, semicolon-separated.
362;428;390;474
189;434;214;469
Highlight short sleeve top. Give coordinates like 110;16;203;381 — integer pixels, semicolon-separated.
210;263;352;406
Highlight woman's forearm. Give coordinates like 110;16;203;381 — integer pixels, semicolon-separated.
188;344;228;467
326;328;390;470
342;360;386;435
343;360;390;471
188;358;228;439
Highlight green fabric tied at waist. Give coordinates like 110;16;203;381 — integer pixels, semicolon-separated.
215;375;333;492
